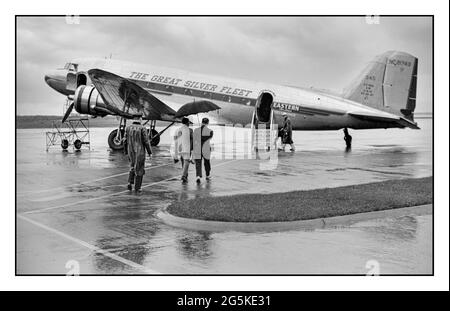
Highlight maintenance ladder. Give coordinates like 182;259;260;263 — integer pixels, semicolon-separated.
45;118;90;151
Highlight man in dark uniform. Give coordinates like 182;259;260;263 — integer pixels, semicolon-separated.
281;113;295;151
124;115;152;193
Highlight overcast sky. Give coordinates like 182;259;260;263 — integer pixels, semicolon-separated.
16;16;432;115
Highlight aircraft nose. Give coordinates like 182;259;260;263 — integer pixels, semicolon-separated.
45;70;69;95
44;70;61;85
44;74;52;84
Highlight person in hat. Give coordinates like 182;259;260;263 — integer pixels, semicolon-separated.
124;114;152;193
281;113;295;151
193;117;213;183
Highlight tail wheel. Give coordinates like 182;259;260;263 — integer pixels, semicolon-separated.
108;129;125;150
150;129;160;146
61;139;69;150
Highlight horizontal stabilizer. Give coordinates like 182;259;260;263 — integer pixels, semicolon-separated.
349;111;420;129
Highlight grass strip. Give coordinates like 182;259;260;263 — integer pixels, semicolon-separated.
167;177;432;222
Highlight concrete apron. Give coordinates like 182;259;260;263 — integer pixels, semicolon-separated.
157;204;432;233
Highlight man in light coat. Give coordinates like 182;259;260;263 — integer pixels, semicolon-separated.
173;117;193;183
193;117;213;183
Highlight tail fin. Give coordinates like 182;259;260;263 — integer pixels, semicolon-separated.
343;51;418;121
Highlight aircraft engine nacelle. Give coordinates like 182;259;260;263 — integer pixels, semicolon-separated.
73;85;110;116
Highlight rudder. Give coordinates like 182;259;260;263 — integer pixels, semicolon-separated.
343;51;418;121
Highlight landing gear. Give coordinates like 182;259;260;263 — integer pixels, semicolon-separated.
149;128;160;146
146;120;160;146
143;120;159;146
343;128;352;149
108;128;125;150
108;118;175;150
108;92;133;151
145;120;176;147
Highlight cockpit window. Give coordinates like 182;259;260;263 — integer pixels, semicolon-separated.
68;63;78;71
63;63;78;71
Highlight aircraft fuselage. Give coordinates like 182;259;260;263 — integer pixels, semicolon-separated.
45;58;405;131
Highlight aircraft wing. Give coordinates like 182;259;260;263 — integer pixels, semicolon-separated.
88;69;177;121
88;69;221;122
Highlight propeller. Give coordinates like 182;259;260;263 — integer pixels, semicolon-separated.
62;101;74;123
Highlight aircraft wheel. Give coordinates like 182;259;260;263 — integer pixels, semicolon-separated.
61;139;69;150
108;129;125;150
74;139;82;150
149;129;160;146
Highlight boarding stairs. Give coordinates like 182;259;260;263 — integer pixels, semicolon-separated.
251;109;277;153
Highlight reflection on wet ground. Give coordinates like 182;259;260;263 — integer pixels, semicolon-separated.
16;119;432;274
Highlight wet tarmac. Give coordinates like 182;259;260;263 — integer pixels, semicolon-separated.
16;119;432;274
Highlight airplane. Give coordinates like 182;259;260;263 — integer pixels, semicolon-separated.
44;50;419;151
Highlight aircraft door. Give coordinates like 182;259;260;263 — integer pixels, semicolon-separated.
66;72;77;93
66;72;89;93
251;90;277;153
255;91;274;123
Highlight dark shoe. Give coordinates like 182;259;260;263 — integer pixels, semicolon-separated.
196;177;201;184
127;184;132;191
135;175;143;192
128;171;135;184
